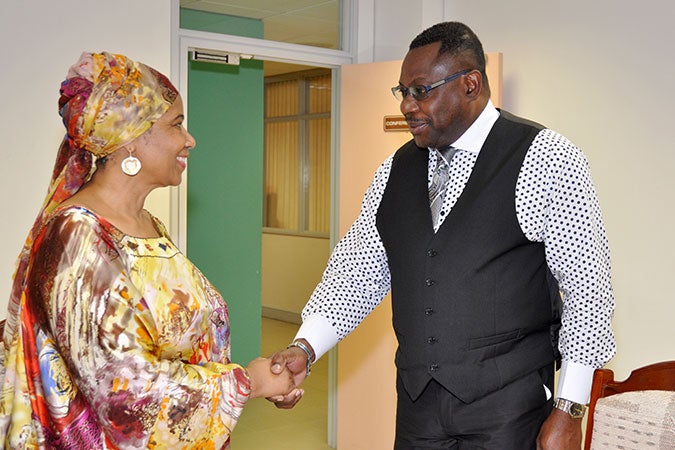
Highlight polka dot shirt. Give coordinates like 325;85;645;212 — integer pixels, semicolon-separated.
299;103;616;403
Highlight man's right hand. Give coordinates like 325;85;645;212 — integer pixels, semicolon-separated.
266;342;314;409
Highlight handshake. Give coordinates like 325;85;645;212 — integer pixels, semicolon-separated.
245;339;315;409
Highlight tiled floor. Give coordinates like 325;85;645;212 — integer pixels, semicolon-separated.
231;318;334;450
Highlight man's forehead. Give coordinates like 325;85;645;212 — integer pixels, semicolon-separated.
400;46;455;81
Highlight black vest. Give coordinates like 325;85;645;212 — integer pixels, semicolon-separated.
376;110;561;403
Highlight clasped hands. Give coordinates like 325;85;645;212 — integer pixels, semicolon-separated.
255;340;313;409
247;339;313;408
245;356;300;400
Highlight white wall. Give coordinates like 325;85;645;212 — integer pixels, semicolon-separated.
0;1;173;313
365;0;675;380
261;233;330;317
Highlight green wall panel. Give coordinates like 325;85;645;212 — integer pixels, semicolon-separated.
182;9;264;365
180;9;263;36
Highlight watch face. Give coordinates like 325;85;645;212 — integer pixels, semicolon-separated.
555;399;586;418
570;403;585;418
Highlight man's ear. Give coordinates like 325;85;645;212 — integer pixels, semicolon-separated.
464;70;481;97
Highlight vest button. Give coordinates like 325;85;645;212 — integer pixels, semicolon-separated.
427;249;437;257
425;278;435;286
429;364;439;372
426;337;438;344
424;308;434;316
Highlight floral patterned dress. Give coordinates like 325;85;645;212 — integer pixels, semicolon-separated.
0;206;250;449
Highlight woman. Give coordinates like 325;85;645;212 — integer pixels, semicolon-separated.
0;52;295;449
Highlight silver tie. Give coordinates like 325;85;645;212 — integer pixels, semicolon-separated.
428;146;457;228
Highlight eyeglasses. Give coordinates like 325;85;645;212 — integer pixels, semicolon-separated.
391;69;473;101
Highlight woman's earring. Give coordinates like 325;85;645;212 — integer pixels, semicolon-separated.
121;148;141;176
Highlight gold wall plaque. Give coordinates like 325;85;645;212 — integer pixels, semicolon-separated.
383;115;409;132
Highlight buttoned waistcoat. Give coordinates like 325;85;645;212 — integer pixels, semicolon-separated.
376;110;562;403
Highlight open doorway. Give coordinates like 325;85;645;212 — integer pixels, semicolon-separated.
260;65;332;323
173;16;351;447
234;61;333;449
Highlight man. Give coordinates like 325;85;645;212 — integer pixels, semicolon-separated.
271;22;615;449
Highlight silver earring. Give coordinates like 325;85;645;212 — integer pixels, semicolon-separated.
121;149;141;176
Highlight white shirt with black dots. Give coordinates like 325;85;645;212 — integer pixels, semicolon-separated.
296;100;615;405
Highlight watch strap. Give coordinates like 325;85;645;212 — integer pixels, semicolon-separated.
553;397;587;419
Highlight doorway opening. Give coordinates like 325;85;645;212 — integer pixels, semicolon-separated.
173;16;352;446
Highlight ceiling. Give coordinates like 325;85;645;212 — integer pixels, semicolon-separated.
180;0;340;76
180;0;340;49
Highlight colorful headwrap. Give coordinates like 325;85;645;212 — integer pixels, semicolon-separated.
3;51;178;343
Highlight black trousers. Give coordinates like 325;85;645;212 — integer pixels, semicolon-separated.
394;365;554;450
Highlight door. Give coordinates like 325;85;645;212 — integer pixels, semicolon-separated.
335;55;502;449
186;56;264;365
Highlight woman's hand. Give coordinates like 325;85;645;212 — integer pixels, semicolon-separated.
246;357;296;399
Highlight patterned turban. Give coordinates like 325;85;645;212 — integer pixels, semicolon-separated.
3;52;178;343
59;51;178;158
49;52;178;205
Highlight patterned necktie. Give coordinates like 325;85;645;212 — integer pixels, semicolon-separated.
428;146;458;228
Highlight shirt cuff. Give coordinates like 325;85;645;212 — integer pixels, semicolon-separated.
556;360;597;404
294;314;340;362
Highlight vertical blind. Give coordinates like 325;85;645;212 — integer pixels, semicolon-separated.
264;71;331;234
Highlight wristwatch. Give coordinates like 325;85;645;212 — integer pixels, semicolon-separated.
553;398;587;419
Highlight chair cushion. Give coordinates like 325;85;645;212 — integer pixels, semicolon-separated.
591;390;675;449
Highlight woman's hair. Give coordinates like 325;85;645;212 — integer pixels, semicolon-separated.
96;155;109;168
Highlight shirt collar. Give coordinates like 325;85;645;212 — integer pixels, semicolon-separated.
446;99;499;154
